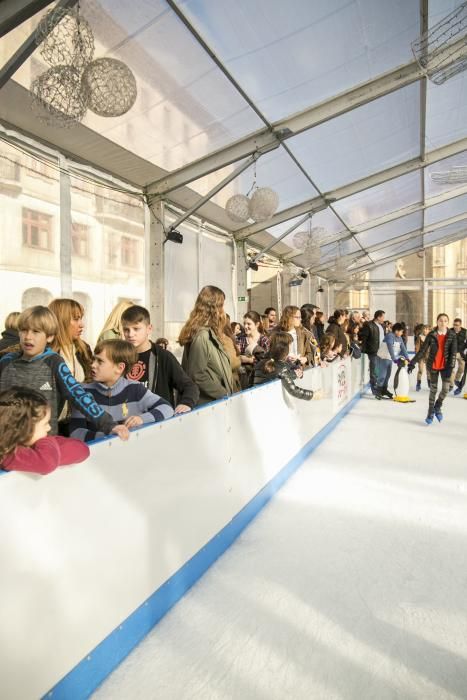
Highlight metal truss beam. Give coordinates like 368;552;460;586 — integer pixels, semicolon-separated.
235;136;467;242
0;0;53;38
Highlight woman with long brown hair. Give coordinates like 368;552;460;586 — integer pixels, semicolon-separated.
237;310;270;388
49;299;93;433
179;286;233;405
274;305;314;366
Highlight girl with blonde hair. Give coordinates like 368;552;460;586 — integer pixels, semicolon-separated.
48;299;93;433
179;286;233;405
97;299;135;342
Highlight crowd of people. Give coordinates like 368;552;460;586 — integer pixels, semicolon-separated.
0;286;465;475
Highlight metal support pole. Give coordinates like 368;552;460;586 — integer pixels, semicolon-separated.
252;212;312;264
164;153;261;234
422;249;429;323
146;199;165;336
59;154;72;297
235;242;249;319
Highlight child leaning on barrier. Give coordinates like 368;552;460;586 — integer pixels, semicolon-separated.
69;340;174;442
0;387;89;475
0;306;128;441
253;331;314;400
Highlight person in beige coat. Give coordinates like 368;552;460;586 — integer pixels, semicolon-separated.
179;286;234;406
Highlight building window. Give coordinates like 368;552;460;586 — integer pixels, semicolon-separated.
72;223;90;258
22;208;53;250
121;236;138;269
22;287;53;309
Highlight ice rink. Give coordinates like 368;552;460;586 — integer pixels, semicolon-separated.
94;384;467;700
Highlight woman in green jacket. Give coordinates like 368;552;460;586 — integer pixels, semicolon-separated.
179;286;233;406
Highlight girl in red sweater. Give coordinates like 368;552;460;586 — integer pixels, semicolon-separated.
0;386;89;475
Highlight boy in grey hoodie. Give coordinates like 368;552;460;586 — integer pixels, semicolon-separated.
69;340;174;442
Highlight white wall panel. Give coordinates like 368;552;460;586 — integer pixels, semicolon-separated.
0;359;363;700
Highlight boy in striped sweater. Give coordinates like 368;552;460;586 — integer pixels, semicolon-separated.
69;340;174;442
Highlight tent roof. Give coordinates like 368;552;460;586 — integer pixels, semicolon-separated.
1;0;467;274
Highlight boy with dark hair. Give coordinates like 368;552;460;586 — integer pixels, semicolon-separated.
121;305;199;413
0;306;128;440
69;339;174;442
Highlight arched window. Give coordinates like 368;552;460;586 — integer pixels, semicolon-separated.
21;287;53;309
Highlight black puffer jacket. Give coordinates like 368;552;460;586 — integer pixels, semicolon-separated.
411;329;457;375
253;359;313;400
451;327;467;353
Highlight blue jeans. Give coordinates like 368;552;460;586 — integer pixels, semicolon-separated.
377;358;392;389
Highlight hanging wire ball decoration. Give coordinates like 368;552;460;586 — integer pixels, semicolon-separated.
225;194;251;223
36;7;95;71
248;187;279;223
82;58;137;117
31;65;88;127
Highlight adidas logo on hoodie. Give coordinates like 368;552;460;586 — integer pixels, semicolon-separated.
39;381;53;391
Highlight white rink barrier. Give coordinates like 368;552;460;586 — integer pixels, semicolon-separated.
0;357;363;700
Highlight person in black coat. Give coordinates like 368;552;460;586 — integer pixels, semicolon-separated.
0;312;20;353
409;313;457;423
122;305;199;412
359;310;385;396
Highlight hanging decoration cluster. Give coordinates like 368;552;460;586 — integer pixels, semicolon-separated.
225;159;279;224
292;222;332;269
31;6;137;128
430;165;467;184
411;1;467;85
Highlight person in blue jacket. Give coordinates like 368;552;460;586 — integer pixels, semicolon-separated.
376;323;409;399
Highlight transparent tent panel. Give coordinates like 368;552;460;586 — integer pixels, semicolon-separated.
186;147;318;209
287;83;421;192
278;207;347;250
356;211;423;249
424;219;467;246
333;171;422;228
13;0;264;172
424;192;467;226
370;236;423;262
424;150;467;198
179;0;419;122
426;71;467;151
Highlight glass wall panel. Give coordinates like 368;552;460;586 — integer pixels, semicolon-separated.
180;0;419;121
287;84;420;191
70;177;145;345
0;141;60;330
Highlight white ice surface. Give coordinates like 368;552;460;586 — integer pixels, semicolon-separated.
93;383;467;700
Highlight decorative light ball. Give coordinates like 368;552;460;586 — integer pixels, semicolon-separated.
82;58;137;117
309;226;328;244
225;194;250;223
37;8;94;70
248;187;279;222
292;231;310;250
31;65;88;127
303;243;321;267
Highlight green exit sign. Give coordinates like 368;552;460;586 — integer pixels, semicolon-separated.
237;296;247;301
